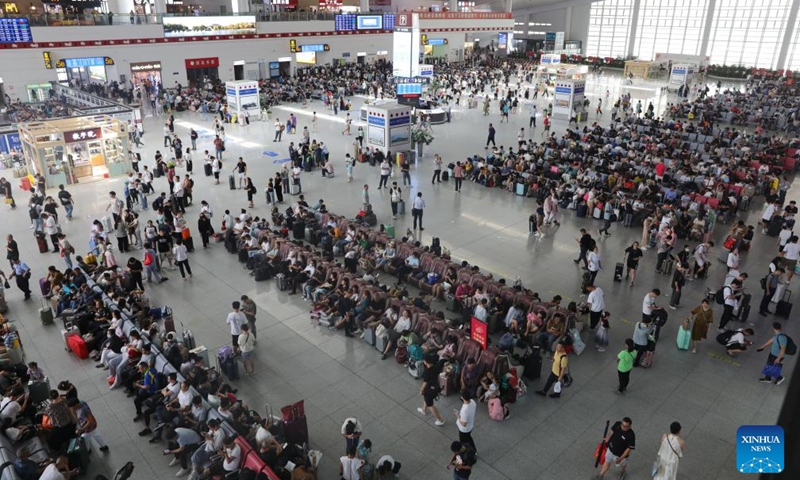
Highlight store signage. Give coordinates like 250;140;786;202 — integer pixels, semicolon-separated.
300;44;329;53
368;115;385;127
64;127;102;143
64;57;105;68
427;38;447;45
555;86;571;94
419;64;433;77
342;52;351;57
498;32;507;50
185;57;219;69
130;62;162;72
369;0;391;4
43;51;53;69
470;317;487;349
163;16;256;38
419;12;512;19
389;116;411;126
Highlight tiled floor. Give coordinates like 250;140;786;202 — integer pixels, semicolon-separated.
1;70;793;480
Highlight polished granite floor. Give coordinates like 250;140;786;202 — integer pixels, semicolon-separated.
0;70;793;480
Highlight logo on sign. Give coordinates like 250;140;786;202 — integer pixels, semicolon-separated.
397;14;410;26
737;426;784;473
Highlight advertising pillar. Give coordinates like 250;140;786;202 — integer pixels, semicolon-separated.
669;64;695;86
225;80;261;124
552;79;585;121
392;13;420;79
366;104;411;156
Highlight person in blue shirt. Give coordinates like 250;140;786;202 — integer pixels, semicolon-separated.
756;322;789;385
133;362;158;420
8;258;31;300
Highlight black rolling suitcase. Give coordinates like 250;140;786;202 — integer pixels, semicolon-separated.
276;273;287;291
184;236;194;252
614;262;624;282
521;346;542;381
775;290;793;318
204;163;212;176
293;220;305;240
768;216;784;237
229;174;236;190
67;437;90;473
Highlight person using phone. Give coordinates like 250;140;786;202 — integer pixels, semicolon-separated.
163;427;202;476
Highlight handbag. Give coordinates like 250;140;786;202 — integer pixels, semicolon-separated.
554;381;562;393
651;458;661;477
761;363;783;378
3;280;9;289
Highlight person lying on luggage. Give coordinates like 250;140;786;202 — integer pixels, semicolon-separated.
725;328;754;357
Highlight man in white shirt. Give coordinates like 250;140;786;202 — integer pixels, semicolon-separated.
190;419;225;477
455;389;478;453
39;456;70;480
339;446;364;480
226;301;247;348
586;285;605;330
761;200;780;233
377;454;403;477
411;192;426;231
0;388;25;423
642;289;661;322
378;159;391;189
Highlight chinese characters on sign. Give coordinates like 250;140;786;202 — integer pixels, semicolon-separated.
470;317;488;349
64;128;103;144
185;57;220;69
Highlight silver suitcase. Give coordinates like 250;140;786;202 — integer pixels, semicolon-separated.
375;334;388;352
363;327;376;346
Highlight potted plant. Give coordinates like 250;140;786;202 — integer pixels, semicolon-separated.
411;127;434;158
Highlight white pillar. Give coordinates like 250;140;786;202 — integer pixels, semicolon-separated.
626;0;641;58
231;0;249;14
777;0;800;69
505;0;513;13
699;0;716;59
153;0;167;14
450;0;458;12
360;0;370;13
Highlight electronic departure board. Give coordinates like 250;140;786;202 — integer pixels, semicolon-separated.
334;14;357;32
0;18;32;44
334;14;395;31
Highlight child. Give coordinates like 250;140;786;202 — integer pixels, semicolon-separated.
595;311;610;352
27;361;46;382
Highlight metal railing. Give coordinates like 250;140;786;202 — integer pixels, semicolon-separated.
7;11;350;27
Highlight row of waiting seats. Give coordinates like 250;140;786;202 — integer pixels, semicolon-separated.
73;271;286;480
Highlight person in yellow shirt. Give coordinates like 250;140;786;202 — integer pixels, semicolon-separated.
535;341;569;398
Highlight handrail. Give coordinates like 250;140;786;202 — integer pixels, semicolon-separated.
5;11;355;27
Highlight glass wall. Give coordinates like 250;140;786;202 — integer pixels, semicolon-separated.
633;0;709;61
586;0;635;58
587;0;799;68
707;0;792;69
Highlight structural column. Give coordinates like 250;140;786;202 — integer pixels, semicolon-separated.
450;0;458;12
360;0;370;13
699;0;716;59
626;0;641;57
777;0;800;69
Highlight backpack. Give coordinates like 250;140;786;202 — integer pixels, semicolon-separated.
715;288;725;305
780;334;798;356
408;344;424;362
488;398;504;421
716;330;736;346
143;251;154;266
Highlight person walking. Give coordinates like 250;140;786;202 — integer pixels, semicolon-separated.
756;322;789;385
632;317;655;367
172;239;192;280
454;389;477;453
238;324;256;375
616;339;635;394
668;262;687;309
417;354;445;426
593;417;636;480
345;154;355;182
389;182;402;219
240;294;257;342
0;177;16;209
67;397;110;454
432;154;442;183
652;422;685;480
718;278;742;330
453;162;464;193
587;245;602;285
689;300;714;354
759;268;783;316
411;192;425;231
57;184;74;220
485;123;496;148
400;158;411;186
57;234;74;270
528;103;537;128
8;258;31;300
574;229;594;269
142;242;166;284
535;340;569;398
585;285;605;330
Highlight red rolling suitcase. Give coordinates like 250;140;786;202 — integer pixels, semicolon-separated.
281;400;309;445
36;233;48;253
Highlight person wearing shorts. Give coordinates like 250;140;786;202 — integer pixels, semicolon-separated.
416;355;445;426
594;417;635;480
237;324;255;375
